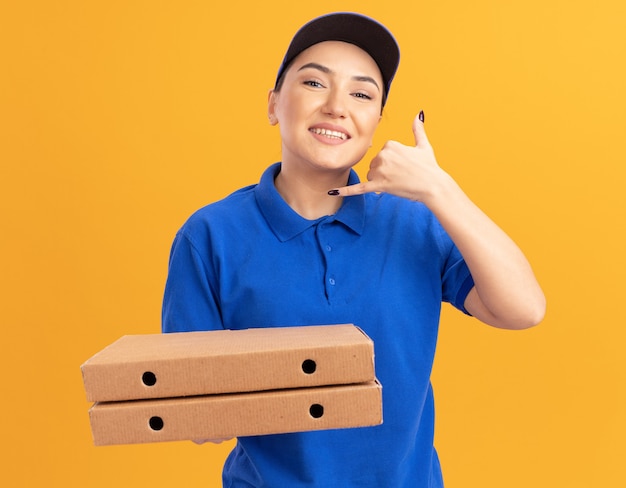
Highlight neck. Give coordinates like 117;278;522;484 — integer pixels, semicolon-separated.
275;164;350;220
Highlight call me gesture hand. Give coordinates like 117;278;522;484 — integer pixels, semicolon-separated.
329;111;442;203
330;111;546;331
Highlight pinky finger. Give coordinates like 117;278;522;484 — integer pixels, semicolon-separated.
328;182;375;197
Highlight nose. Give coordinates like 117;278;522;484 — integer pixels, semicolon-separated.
322;88;347;118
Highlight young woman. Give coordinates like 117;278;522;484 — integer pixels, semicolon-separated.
162;12;545;487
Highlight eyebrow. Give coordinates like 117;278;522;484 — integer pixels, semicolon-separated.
297;62;381;92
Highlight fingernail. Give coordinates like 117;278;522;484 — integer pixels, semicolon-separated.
419;110;425;123
327;189;340;196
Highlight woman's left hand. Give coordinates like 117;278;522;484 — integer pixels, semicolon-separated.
329;112;448;203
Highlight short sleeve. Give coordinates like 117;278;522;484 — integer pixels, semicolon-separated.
161;230;224;332
441;243;475;316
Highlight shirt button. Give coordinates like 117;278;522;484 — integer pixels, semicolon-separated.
328;278;336;286
325;245;332;252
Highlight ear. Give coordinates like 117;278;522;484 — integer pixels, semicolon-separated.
267;89;278;126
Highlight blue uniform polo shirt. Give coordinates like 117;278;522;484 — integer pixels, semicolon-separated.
163;163;474;487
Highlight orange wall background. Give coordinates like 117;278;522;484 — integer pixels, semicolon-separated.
2;1;625;486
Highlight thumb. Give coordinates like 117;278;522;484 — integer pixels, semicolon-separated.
412;110;429;147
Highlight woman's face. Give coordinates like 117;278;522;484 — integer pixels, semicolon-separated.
268;41;383;174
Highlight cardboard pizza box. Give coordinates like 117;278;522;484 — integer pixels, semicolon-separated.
81;324;375;402
89;380;382;446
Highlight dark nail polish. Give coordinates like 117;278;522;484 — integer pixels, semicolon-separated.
419;110;425;123
328;189;340;196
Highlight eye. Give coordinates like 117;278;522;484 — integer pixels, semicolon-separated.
352;92;373;100
303;80;324;88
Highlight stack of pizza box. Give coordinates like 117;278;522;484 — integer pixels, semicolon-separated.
81;324;382;446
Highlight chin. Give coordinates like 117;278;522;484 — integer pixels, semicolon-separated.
309;152;365;172
310;160;358;173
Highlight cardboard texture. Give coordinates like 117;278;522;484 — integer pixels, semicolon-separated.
88;381;382;446
82;324;382;445
81;324;374;402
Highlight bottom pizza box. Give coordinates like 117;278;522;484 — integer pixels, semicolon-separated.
89;380;382;446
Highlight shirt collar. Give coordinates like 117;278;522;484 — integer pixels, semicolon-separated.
255;163;366;242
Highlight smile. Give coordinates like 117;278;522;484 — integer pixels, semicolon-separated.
309;128;349;140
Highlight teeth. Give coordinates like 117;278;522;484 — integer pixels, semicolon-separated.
310;128;348;140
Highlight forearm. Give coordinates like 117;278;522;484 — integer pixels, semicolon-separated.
424;172;546;329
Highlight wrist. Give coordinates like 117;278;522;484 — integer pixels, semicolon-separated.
420;169;459;209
